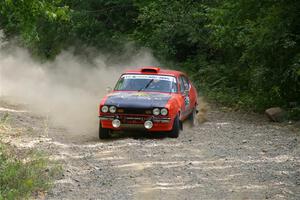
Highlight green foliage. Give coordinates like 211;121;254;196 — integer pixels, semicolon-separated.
0;112;9;124
0;144;58;200
0;0;299;117
288;106;300;120
134;0;213;62
206;0;300;111
65;0;139;53
0;0;70;58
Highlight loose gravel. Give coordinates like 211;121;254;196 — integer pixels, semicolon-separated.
0;102;299;200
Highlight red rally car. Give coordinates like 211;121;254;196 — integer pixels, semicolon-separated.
98;67;198;139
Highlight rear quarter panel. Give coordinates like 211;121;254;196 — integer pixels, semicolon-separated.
189;83;198;107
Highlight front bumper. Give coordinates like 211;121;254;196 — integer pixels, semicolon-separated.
99;115;173;131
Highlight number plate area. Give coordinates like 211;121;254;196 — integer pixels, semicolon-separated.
121;116;147;124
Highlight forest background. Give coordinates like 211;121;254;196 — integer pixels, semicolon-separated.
1;0;299;118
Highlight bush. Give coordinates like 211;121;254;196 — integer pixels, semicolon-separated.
0;144;58;200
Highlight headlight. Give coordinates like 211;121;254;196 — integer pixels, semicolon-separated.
161;108;168;116
153;108;160;116
109;106;117;113
101;105;109;113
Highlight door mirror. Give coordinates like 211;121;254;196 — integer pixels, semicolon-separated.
106;87;112;93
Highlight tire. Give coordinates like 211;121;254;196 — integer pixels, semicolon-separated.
169;115;180;138
99;121;110;139
188;108;198;127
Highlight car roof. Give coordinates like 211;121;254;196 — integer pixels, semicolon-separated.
124;66;186;77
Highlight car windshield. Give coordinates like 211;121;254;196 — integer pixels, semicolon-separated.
114;74;178;93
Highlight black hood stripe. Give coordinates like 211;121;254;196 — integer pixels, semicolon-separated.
105;92;171;108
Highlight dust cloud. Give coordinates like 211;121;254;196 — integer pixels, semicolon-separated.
0;44;159;136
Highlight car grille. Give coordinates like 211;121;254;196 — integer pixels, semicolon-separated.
117;108;152;115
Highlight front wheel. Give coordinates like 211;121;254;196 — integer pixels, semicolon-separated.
168;115;180;138
99;121;110;139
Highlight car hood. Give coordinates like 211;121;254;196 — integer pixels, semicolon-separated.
105;92;172;108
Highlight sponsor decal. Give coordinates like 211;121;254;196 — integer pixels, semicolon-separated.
133;92;149;97
122;74;176;83
185;96;190;106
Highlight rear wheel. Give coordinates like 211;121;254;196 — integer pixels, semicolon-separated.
168;115;180;138
188;108;198;127
99;121;110;139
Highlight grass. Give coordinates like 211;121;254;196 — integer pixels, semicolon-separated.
0;113;60;200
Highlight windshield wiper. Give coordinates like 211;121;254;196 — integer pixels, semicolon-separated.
138;79;154;92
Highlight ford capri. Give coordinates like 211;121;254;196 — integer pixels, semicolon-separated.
98;67;198;139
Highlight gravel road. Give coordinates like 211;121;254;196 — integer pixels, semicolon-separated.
0;101;299;200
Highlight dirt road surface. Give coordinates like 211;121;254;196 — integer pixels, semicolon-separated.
0;101;299;200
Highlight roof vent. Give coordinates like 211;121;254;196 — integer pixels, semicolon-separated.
141;67;160;73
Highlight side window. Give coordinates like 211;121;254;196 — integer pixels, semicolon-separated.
179;76;185;94
182;76;190;91
179;75;189;94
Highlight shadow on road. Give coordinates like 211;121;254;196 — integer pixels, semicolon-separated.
107;130;170;141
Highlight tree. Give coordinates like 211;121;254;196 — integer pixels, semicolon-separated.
0;0;70;58
208;0;300;109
